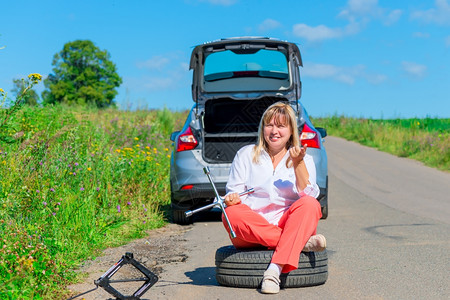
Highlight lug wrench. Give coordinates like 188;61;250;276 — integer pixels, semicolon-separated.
185;167;254;238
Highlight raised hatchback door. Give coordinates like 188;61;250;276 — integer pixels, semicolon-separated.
189;38;302;104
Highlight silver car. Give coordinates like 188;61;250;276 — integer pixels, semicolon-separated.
170;37;328;224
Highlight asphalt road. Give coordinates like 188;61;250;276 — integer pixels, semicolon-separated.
147;136;450;300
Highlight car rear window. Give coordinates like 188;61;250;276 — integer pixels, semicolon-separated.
203;49;288;82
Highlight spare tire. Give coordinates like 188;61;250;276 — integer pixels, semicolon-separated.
215;246;328;288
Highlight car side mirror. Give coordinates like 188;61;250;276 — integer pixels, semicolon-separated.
316;127;327;138
170;131;180;142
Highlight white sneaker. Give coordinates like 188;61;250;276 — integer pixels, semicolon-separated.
303;234;327;252
261;269;280;294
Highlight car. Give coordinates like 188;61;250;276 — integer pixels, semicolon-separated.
169;37;328;224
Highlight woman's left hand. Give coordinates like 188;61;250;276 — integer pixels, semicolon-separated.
289;144;307;165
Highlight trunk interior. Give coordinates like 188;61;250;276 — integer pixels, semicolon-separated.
202;97;286;163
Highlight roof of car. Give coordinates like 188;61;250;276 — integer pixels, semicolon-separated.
196;36;297;48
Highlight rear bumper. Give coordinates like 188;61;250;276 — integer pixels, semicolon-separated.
170;149;230;203
171;182;227;203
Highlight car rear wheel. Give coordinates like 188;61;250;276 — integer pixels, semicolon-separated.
321;204;328;219
172;209;192;225
215;246;328;288
170;193;193;225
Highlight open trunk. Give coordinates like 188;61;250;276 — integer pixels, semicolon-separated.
202;97;287;163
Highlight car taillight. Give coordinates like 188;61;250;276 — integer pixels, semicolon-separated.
181;184;194;190
176;126;198;152
300;124;321;149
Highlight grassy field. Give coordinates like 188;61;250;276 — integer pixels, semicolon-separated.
0;104;186;299
312;116;449;172
0;104;448;299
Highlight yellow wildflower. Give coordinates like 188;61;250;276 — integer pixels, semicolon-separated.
115;149;121;153
136;144;140;147
27;73;42;82
145;146;150;150
134;137;139;141
165;148;169;151
21;257;35;271
87;167;92;171
0;88;5;95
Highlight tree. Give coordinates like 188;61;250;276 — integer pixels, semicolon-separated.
11;78;39;106
43;40;122;108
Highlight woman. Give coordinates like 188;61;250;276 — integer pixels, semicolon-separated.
223;102;326;294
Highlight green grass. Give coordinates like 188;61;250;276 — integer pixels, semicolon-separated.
1;103;448;299
312;116;449;172
0;104;187;299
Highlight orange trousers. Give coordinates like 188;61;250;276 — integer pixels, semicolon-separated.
222;195;322;273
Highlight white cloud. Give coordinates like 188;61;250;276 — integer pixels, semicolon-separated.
383;9;403;26
128;59;190;92
197;0;237;6
445;36;450;47
180;62;190;71
338;0;402;25
339;0;382;21
136;56;170;70
302;62;387;85
142;77;174;90
124;76;173;92
292;23;360;42
413;32;431;38
294;0;402;43
293;24;342;42
401;61;427;78
411;0;450;25
365;73;388;84
258;19;282;32
302;63;339;79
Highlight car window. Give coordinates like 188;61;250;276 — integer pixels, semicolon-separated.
204;49;288;81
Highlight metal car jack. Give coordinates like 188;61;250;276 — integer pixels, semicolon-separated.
67;252;158;300
185;167;254;238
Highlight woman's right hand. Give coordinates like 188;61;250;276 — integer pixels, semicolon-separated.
224;193;241;206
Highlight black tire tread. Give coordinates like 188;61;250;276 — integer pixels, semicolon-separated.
172;209;192;225
215;245;328;288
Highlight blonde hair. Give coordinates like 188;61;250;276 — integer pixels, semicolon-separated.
252;102;300;167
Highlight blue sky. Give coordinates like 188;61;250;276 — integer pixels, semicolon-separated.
1;0;449;118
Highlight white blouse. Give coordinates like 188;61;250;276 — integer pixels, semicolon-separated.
226;144;320;225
